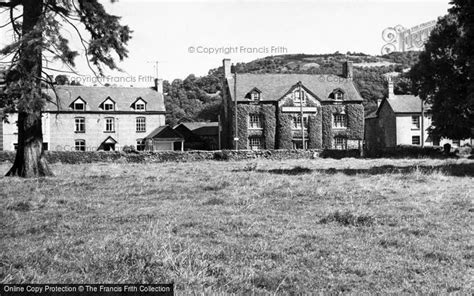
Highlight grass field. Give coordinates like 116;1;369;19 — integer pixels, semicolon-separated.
1;158;473;294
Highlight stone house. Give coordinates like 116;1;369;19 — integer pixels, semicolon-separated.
220;59;364;150
365;79;472;151
0;80;169;151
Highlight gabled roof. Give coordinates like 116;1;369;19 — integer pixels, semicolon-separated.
145;125;184;140
227;73;363;102
101;136;117;144
43;85;165;112
383;95;431;114
176;122;219;137
131;97;147;106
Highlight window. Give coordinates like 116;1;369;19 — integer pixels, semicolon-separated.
333;114;347;128
452;139;460;146
74;102;85;111
105;117;115;132
75;139;86;151
249;137;263;150
137;139;146;151
75;117;85;133
291;114;308;129
104;102;115;111
293;90;306;105
334;137;347;150
334;91;344;101
249;114;262;129
412;116;420;129
292;140;308;150
251;92;260;101
135;103;146;111
136;117;146;132
42;143;48;151
412;136;420;145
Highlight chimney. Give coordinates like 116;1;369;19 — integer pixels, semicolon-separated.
223;58;232;78
154;78;163;94
387;76;394;99
342;61;353;80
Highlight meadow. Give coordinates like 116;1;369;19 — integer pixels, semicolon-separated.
1;157;473;294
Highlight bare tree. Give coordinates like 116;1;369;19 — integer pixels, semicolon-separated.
0;0;132;177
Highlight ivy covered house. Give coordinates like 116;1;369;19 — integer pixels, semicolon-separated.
220;59;364;150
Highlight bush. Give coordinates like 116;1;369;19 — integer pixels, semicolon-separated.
367;145;446;158
122;145;138;153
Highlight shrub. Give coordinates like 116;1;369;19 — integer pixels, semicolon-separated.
122;145;137;153
366;145;446;158
444;143;451;154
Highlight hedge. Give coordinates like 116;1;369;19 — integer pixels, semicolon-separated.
365;145;448;158
0;149;357;164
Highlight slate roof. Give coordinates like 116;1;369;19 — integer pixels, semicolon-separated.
145;125;184;140
384;95;431;114
178;122;219;137
43;85;165;112
227;74;363;102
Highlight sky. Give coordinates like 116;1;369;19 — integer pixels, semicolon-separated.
0;0;451;86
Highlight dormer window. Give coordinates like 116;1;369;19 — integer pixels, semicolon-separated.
251;92;260;101
136;103;145;111
132;98;147;111
293;89;306;105
247;88;261;102
71;97;86;111
74;102;85;111
101;98;116;111
332;90;344;101
104;102;114;110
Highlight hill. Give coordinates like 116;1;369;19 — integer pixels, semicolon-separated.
163;51;420;125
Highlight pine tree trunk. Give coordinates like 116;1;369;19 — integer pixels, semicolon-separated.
6;111;52;177
6;0;53;177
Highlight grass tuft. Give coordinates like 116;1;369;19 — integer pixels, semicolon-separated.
319;210;375;227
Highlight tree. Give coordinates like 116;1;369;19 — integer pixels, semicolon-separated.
0;0;131;177
54;74;69;85
410;0;474;140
